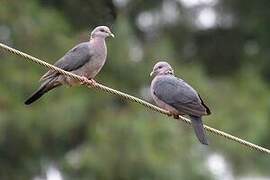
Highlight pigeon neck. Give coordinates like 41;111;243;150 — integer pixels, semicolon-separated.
91;35;105;41
157;71;174;76
90;36;106;47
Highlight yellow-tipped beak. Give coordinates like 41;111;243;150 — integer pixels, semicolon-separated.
150;71;154;77
109;32;115;38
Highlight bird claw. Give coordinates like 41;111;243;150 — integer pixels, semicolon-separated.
80;77;96;86
167;112;179;119
167;113;172;117
80;77;89;85
87;79;96;87
173;114;180;119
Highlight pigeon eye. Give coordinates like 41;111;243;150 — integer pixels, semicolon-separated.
158;66;162;69
100;29;106;32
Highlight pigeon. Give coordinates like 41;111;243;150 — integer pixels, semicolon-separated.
150;61;211;145
24;26;114;105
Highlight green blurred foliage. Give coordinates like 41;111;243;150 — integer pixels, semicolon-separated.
0;0;270;179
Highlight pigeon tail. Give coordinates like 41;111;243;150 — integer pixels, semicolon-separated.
190;115;208;145
24;82;60;105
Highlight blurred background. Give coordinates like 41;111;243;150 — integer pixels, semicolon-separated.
0;0;270;179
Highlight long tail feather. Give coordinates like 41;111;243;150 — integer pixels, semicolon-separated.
190;115;208;145
24;82;59;105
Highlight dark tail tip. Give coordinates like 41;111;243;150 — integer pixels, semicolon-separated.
200;138;209;145
24;86;47;105
24;91;44;105
196;132;209;145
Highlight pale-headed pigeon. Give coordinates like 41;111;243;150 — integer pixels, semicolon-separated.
150;61;211;145
25;26;114;105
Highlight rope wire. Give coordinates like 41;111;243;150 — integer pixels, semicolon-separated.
1;42;270;154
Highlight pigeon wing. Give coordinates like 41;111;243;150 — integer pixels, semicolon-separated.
41;42;92;81
153;75;208;116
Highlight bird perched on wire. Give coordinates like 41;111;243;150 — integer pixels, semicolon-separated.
150;61;211;145
24;26;114;105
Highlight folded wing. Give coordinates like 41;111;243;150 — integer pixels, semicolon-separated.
153;75;209;116
41;42;92;81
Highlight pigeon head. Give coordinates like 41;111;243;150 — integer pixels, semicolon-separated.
150;61;174;77
91;26;115;39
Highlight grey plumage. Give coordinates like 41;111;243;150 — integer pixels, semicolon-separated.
40;42;92;82
150;61;211;145
48;43;91;74
152;76;208;116
25;26;114;105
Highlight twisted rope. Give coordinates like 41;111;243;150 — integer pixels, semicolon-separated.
1;42;270;154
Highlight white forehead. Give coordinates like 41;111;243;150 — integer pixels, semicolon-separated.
153;61;172;69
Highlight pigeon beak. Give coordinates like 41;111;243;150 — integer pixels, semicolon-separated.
150;71;155;77
168;69;174;75
109;32;115;38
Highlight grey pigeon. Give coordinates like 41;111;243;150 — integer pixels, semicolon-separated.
25;26;114;105
150;61;211;145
